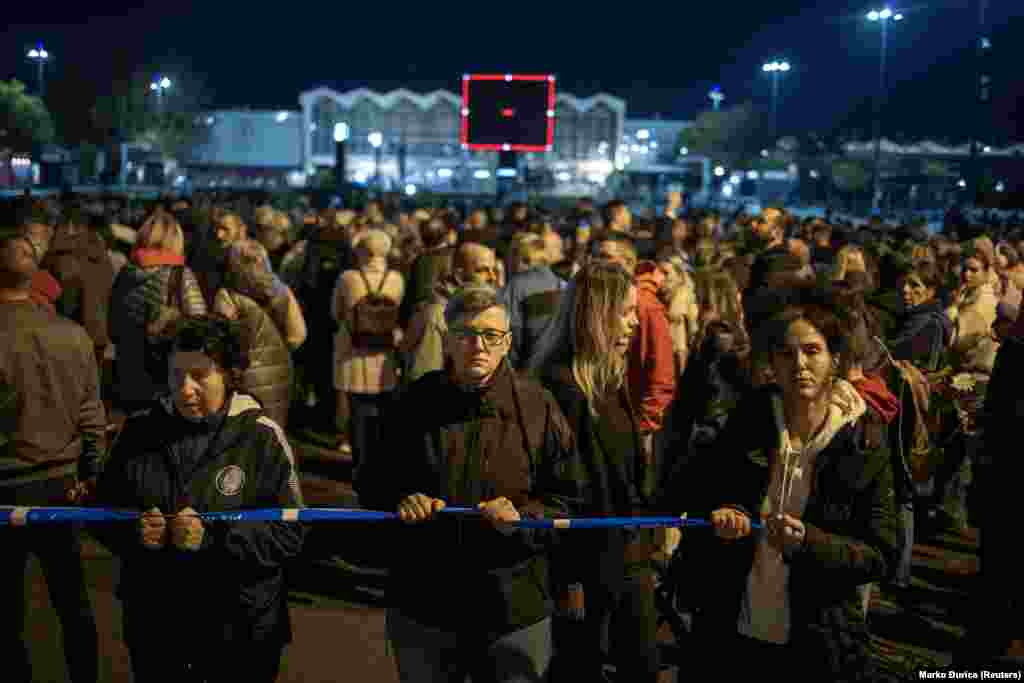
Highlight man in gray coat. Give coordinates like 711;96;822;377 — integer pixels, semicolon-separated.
0;229;104;683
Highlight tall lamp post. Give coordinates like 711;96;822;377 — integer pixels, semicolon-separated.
761;60;791;144
334;122;349;196
866;7;904;213
150;76;172;113
368;131;383;191
708;86;725;111
26;45;50;97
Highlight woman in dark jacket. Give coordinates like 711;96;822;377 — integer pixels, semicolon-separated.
95;316;305;683
528;261;661;683
890;261;953;371
108;209;207;410
681;292;902;681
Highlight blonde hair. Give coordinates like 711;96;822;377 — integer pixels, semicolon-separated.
225;239;275;299
356;229;393;259
693;269;745;350
694;238;719;268
572;261;634;415
509;233;547;272
833;244;867;281
215;213;248;242
136;208;185;256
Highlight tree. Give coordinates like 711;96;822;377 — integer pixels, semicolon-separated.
922;159;953;178
0;79;55;154
830;159;870;193
90;65;210;160
676;103;771;169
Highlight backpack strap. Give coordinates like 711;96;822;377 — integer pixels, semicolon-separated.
358;268;391;296
167;265;185;309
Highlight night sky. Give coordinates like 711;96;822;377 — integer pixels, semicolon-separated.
2;0;1023;143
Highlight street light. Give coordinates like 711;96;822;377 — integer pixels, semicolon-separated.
708;85;725;111
762;60;791;142
866;7;904;213
150;76;171;112
26;44;50;97
368;131;383;189
334;123;350;193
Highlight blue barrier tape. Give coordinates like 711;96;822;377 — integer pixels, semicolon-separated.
0;506;763;530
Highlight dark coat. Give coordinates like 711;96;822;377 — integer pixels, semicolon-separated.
889;300;952;371
43;228;115;349
355;363;582;640
680;387;903;681
107;259;207;405
540;365;658;592
95;393;306;647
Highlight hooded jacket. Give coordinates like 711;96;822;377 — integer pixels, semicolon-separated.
95;393;305;646
107;249;207;405
627;268;677;433
682;383;902;681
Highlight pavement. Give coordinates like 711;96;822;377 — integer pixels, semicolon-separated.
20;430;995;682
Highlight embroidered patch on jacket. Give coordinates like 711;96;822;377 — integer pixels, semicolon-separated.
215;465;246;496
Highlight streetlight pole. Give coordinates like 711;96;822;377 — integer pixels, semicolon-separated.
334;122;349;197
867;8;903;213
26;45;50;97
970;0;991;204
708;86;725;112
761;60;790;144
368;131;383;191
150;76;171;114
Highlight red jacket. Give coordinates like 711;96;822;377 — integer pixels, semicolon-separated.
29;269;62;313
627;273;676;433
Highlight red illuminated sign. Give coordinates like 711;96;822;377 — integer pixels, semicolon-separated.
460;74;556;152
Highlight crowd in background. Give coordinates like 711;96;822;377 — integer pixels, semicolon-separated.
2;187;1024;681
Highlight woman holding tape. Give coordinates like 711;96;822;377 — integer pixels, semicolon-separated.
689;290;902;681
528;261;662;683
94;315;306;683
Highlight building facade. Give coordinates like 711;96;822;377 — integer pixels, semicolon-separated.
298;87;627;193
185;109;305;188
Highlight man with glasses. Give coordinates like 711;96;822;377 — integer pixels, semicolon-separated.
356;285;582;683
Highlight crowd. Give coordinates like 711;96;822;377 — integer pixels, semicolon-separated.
2;187;1023;682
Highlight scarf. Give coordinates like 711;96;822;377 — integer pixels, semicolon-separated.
131;248;186;268
852;374;899;424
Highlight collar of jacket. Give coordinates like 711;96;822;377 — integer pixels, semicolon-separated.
159;392;263;422
131;248;185;268
443;362;508;417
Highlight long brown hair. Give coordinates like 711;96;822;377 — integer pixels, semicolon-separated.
572;261;634;414
692;269;746;352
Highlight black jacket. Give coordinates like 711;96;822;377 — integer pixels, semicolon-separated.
355;364;582;639
541;365;659;592
680;387;902;681
889;300;952;371
95;393;306;646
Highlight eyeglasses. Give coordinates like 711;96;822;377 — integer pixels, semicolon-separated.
449;327;510;349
